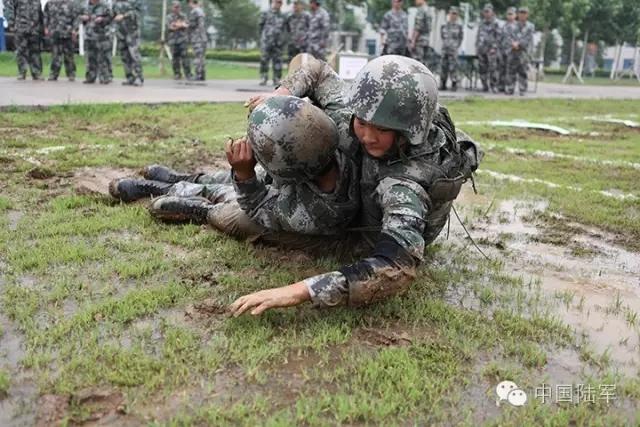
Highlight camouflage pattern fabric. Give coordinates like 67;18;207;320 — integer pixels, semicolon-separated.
475;17;501;90
286;10;310;61
166;11;191;78
280;56;482;307
113;0;143;83
308;6;330;61
440;21;463;85
499;20;517;91
189;6;207;80
82;0;113;83
44;0;78;79
380;9;408;56
5;0;44;78
412;5;431;65
259;8;287;81
505;21;534;94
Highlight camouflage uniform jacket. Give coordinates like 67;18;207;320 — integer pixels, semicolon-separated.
440;21;463;54
501;20;517;54
112;0;139;41
286;10;310;49
259;8;287;48
413;5;431;47
380;9;408;49
44;0;77;39
166;12;189;46
475;17;501;53
513;21;534;53
5;0;43;34
82;0;112;41
280;59;480;307
308;7;330;48
188;6;207;44
233;151;359;235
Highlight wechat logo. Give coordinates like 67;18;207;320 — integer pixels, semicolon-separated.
496;380;527;407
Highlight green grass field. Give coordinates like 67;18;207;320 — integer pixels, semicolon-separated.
543;73;640;86
0;52;259;80
0;99;639;425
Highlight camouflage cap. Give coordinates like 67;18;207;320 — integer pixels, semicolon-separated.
248;96;338;180
506;6;516;14
347;55;439;146
449;6;460;14
483;3;493;11
518;6;529;13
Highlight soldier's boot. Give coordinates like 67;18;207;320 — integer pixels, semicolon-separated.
451;82;458;92
273;78;280;86
109;178;173;202
32;75;42;81
259;75;268;86
439;80;447;91
68;76;76;82
142;164;203;184
48;75;58;81
148;195;213;223
17;74;26;81
83;79;95;84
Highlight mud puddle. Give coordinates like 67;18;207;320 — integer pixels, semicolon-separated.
454;187;640;375
72;167;138;197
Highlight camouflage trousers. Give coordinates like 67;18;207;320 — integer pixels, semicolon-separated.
382;42;408;56
505;51;529;94
477;49;499;91
308;42;326;61
15;32;43;78
287;44;307;63
171;41;191;79
498;51;507;91
49;37;75;79
260;43;283;81
192;42;206;80
118;36;143;83
85;38;112;83
440;51;459;85
413;43;429;67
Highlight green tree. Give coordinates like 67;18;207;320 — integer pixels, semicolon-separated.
213;0;259;48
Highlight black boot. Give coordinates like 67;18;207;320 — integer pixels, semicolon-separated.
142;164;202;183
148;195;212;223
451;82;457;92
109;178;172;202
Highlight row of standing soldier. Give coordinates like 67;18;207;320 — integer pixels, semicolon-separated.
3;0;208;84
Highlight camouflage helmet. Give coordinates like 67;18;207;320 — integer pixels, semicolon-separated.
248;96;338;180
347;55;438;146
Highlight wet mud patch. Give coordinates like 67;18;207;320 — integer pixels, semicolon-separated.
35;388;128;427
72;167;139;198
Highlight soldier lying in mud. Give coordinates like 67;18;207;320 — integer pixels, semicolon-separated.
111;56;482;317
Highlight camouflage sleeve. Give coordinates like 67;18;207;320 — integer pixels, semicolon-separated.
5;0;14;27
43;3;51;29
232;172;281;230
380;12;389;33
321;10;330;41
456;25;463;48
259;11;266;34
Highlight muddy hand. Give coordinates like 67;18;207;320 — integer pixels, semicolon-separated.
228;282;311;316
225;137;256;181
244;87;292;112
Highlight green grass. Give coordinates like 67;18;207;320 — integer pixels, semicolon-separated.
0;52;260;80
0;99;638;425
543;73;640;86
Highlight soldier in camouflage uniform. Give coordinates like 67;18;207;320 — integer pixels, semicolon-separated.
113;0;144;86
109;96;360;243
44;0;78;81
410;0;431;67
475;3;501;92
167;1;191;80
286;0;310;62
259;0;287;86
505;7;534;96
380;0;408;56
188;0;207;81
80;0;113;84
5;0;44;80
308;0;330;61
439;6;463;91
499;7;517;93
230;55;482;315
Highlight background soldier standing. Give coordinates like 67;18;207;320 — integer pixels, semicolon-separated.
259;0;286;86
506;6;534;95
113;0;144;86
439;6;463;91
188;0;207;81
167;1;191;80
80;0;113;84
410;0;431;66
500;7;517;93
44;0;78;81
475;3;501;92
5;0;44;80
286;0;310;62
308;0;330;61
380;0;408;56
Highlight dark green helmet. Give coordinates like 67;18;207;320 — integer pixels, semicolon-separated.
347;55;439;146
248;96;338;180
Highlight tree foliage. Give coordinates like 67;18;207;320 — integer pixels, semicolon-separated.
212;0;260;48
